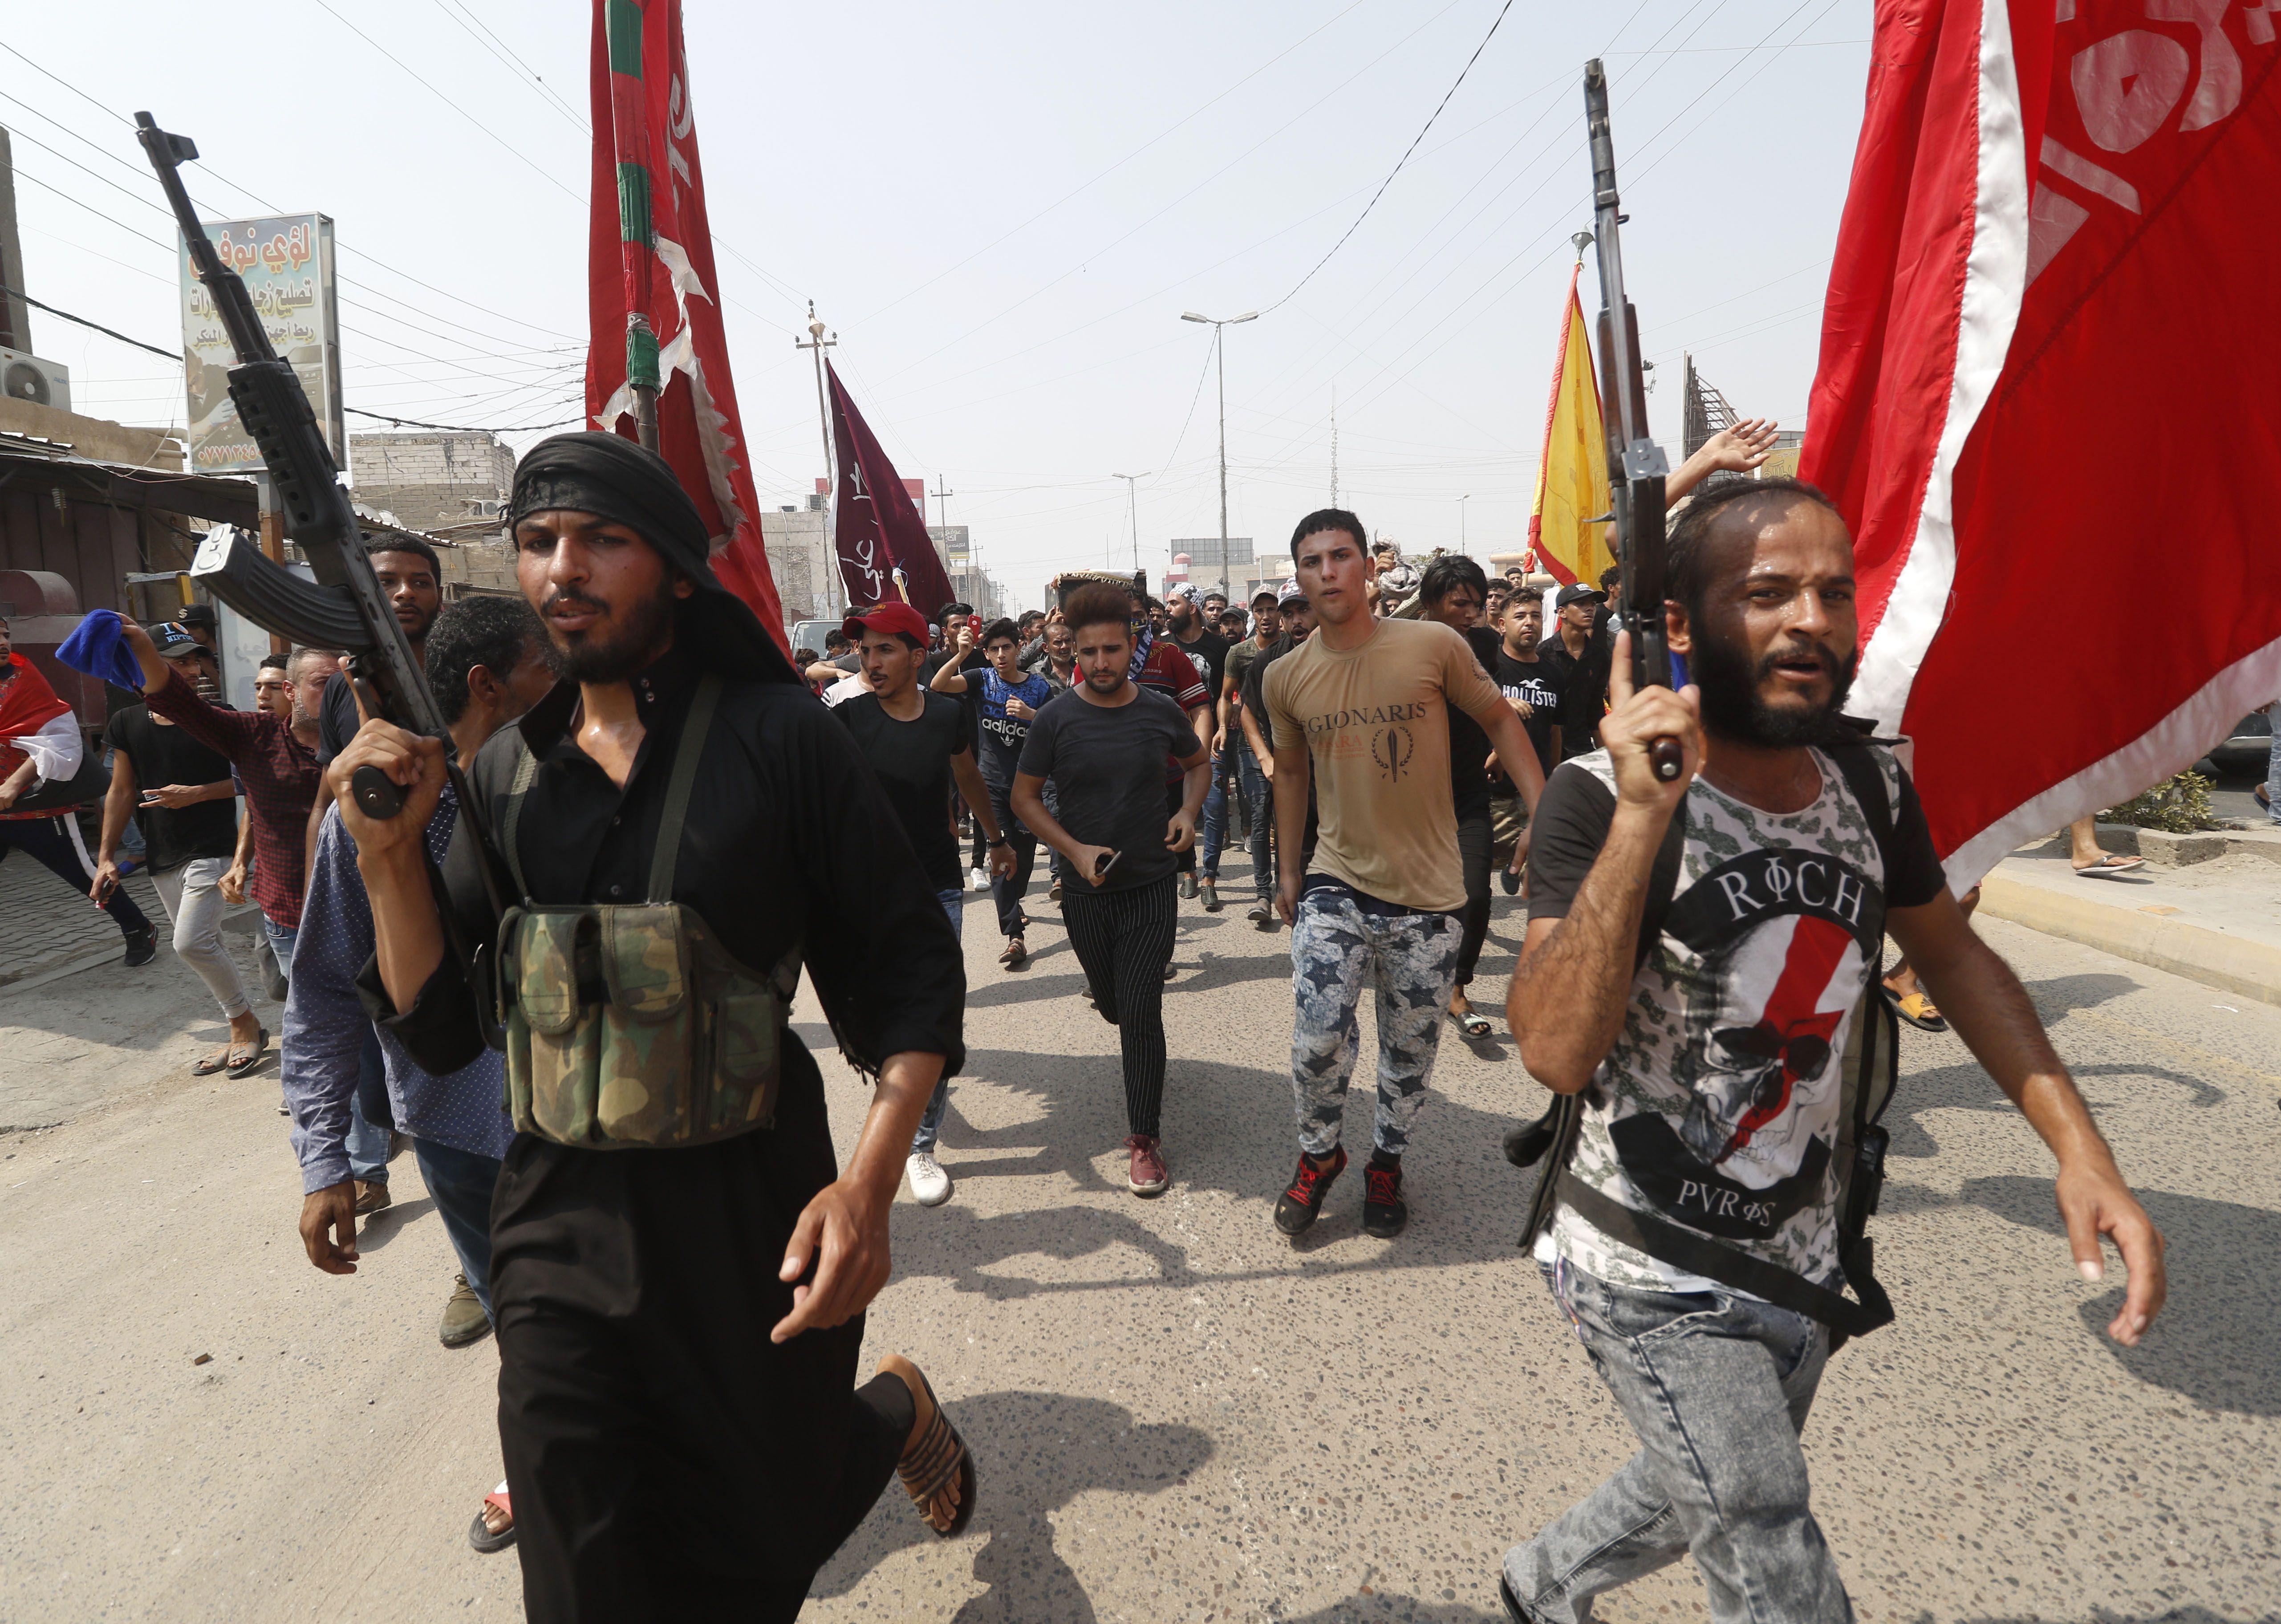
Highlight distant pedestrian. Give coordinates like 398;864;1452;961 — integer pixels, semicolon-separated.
1487;590;1560;895
1540;581;1613;761
931;617;1051;968
1236;581;1317;928
0;614;154;963
93;624;259;1074
1011;581;1209;1197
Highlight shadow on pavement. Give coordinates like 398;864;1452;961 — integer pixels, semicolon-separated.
1283;1598;1503;1623
1881;1060;2224;1162
1941;1176;2281;1417
810;1389;1213;1621
351;1197;436;1251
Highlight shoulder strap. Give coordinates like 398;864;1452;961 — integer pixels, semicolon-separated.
1556;1172;1894;1338
646;674;723;903
498;735;540;904
1823;741;1898;877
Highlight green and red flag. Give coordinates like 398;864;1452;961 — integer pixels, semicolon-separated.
586;0;787;650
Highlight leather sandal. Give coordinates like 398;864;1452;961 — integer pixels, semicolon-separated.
467;1483;516;1554
893;1361;976;1537
1450;1006;1493;1039
225;1026;270;1077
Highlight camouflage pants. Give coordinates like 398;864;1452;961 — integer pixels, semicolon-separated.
1287;883;1461;1157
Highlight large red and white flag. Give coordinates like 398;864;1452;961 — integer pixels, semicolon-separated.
585;0;788;652
1801;0;2280;886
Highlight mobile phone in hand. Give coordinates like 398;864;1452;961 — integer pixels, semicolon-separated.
1092;849;1120;882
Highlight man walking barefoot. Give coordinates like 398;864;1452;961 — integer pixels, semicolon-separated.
1263;511;1545;1240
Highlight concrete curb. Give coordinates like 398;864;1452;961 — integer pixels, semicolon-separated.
1977;873;2281;1009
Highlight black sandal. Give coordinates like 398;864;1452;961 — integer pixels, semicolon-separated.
894;1364;976;1538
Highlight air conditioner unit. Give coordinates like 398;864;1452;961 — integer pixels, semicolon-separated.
0;347;72;413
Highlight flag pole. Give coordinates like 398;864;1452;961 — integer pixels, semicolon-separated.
605;0;661;449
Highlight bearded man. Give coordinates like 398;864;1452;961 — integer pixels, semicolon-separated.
332;433;975;1621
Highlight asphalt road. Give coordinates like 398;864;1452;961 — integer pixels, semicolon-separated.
1;856;2275;1623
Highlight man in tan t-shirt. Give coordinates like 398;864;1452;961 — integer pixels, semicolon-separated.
1263;510;1546;1240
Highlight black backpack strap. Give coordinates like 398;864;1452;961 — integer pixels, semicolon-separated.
646;674;722;903
1556;1173;1894;1339
498;737;540;905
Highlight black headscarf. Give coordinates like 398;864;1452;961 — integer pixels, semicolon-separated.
507;431;799;684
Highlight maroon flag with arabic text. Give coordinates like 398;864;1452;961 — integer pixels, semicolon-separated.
827;361;956;614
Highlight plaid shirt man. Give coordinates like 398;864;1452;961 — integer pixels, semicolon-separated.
145;677;322;928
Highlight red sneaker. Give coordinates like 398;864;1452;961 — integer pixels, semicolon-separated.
1274;1146;1347;1235
1125;1134;1169;1196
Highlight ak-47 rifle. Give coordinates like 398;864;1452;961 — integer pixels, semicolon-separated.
1582;61;1683;783
137;114;483;826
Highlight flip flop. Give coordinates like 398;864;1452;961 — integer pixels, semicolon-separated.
1880;983;1948;1033
191;1047;231;1076
894;1364;977;1538
1450;1007;1493;1039
467;1483;516;1554
225;1026;270;1077
2073;853;2145;878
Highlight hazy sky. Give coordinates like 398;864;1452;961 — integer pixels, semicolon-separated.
5;1;1871;611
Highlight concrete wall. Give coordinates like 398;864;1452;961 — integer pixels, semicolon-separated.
761;507;835;628
349;431;515;534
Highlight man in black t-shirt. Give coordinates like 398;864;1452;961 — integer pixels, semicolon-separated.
93;624;260;1073
1489;590;1560;893
833;601;1011;1210
1495;479;2166;1623
1012;581;1208;1198
1538;581;1612;761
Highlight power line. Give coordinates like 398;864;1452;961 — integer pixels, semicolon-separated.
0;282;175;359
1258;0;1517;317
347;405;581;434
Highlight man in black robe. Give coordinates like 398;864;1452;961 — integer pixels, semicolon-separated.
326;432;974;1620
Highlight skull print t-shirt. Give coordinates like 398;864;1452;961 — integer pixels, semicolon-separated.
1522;744;1946;1294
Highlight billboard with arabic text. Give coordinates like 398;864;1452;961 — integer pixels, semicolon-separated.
179;215;344;474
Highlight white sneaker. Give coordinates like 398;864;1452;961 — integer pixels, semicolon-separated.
906;1151;954;1207
969;867;990;892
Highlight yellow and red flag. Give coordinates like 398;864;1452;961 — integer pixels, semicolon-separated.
1526;264;1614;589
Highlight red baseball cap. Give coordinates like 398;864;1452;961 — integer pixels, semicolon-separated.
841;601;930;648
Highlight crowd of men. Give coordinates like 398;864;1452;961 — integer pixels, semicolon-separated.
0;419;2174;1623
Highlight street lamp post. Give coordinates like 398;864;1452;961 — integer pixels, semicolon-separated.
1112;471;1150;576
1182;309;1257;599
1459;493;1472;554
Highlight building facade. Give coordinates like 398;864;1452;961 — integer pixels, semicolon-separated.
349;431;516;535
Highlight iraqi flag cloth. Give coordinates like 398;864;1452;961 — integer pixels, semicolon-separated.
585;0;788;652
1800;0;2280;889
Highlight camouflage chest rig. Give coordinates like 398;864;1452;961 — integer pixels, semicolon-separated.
492;675;803;1149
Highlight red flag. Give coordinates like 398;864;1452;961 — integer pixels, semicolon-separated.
585;0;788;653
827;361;958;616
1802;0;2281;886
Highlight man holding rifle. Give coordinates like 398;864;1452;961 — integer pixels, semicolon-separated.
1494;481;2165;1623
333;433;976;1617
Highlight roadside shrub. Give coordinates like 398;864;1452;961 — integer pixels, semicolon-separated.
2100;771;2216;833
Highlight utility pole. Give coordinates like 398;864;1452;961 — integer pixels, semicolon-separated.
1330;384;1339;509
1459;493;1471;553
795;302;839;610
1112;472;1149;576
1181;309;1257;600
930;475;956;601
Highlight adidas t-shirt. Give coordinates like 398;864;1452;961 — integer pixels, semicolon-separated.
1524;745;1945;1294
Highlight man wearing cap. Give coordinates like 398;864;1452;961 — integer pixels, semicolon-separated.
92;624;263;1073
1541;581;1614;762
333;432;976;1617
1218;585;1284;918
117;622;339;1004
0;613;156;962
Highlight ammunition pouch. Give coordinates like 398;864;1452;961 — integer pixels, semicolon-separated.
492;673;803;1150
496;902;800;1149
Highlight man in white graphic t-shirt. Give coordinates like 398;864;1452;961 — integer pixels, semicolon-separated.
1494;478;2166;1624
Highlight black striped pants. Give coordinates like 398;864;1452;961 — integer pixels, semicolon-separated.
1061;873;1177;1139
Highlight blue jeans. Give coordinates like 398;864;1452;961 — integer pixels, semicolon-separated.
1236;739;1274;897
347;1027;391;1184
414;1137;502;1317
2266;702;2280;825
1502;1261;1847;1624
911;888;965;1154
259;916;297;1003
1200;746;1233;879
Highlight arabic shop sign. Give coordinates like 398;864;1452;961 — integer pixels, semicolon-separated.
179;214;345;474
